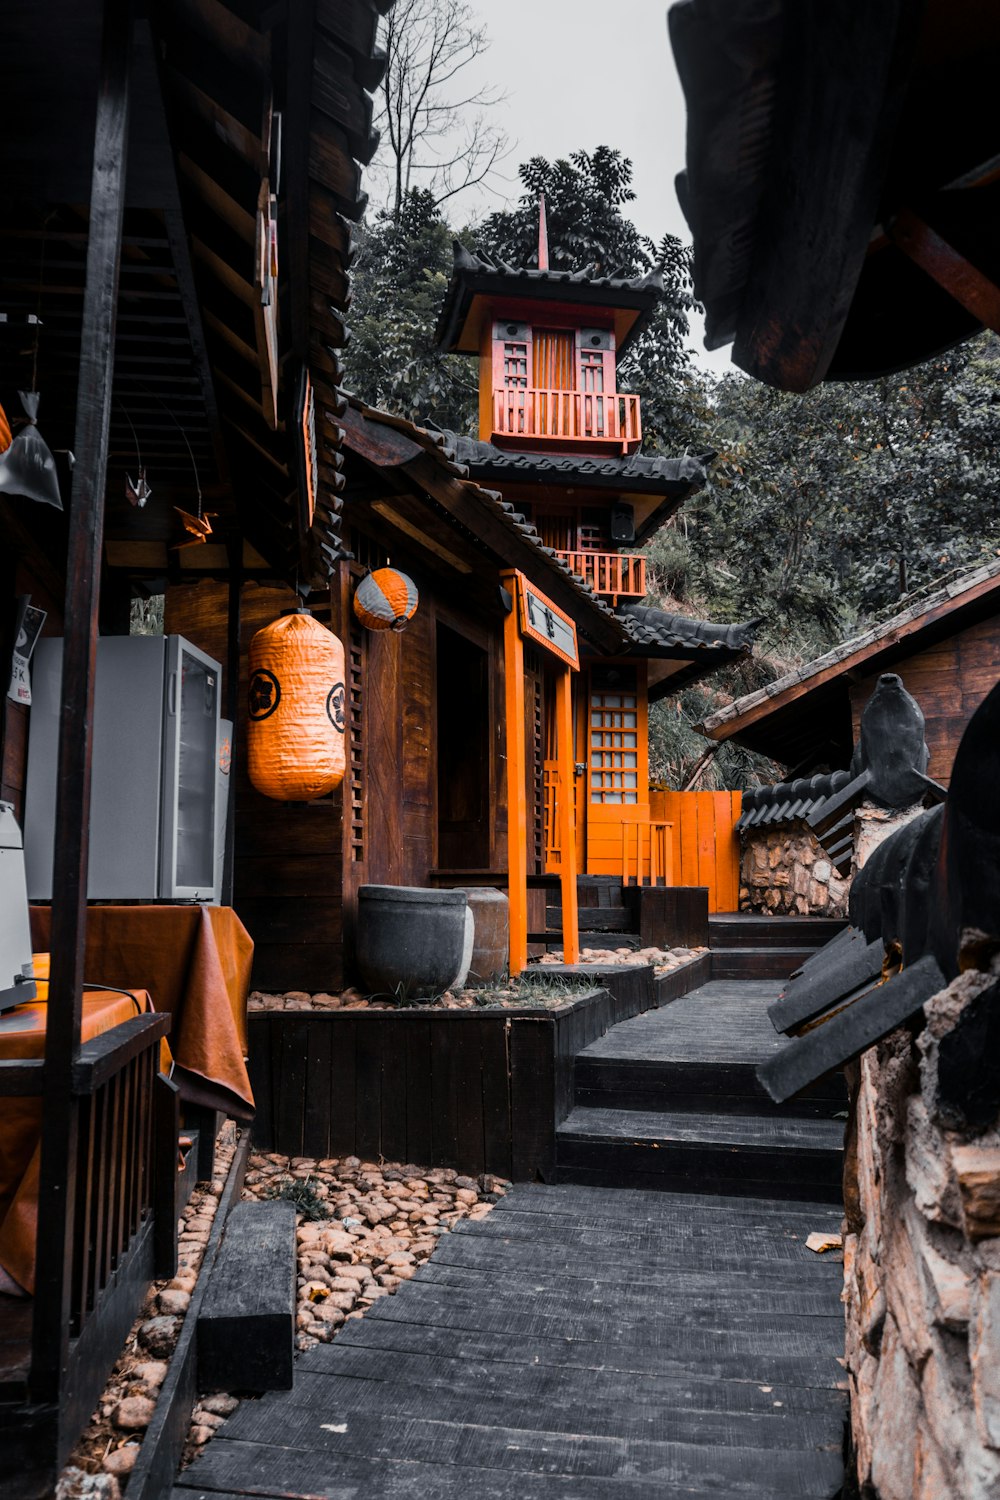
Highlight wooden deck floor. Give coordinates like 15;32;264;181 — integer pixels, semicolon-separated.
174;1181;847;1499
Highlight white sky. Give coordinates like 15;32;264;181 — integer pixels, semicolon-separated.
365;0;733;375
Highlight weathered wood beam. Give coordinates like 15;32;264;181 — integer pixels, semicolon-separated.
30;0;132;1407
889;208;1000;334
282;0;318;367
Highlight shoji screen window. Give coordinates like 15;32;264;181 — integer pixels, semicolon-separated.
503;341;528;388
590;688;639;803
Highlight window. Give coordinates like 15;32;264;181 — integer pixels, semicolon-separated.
503;342;528;387
589;691;639;804
580;348;605;392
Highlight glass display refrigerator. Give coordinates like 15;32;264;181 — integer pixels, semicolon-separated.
24;634;224;902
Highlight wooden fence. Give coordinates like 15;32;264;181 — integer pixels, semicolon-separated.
650;789;742;913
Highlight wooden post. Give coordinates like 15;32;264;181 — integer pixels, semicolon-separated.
501;576;527;974
555;669;579;965
221;532;242;906
30;0;132;1405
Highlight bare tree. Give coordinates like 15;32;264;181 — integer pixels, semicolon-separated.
375;0;509;220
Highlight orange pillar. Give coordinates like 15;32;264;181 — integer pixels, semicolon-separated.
555;668;579;964
502;579;528;973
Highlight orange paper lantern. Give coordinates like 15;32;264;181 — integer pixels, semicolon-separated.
247;612;346;801
353;568;418;631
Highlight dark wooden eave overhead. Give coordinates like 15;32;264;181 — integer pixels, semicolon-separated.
0;0;391;599
670;0;1000;390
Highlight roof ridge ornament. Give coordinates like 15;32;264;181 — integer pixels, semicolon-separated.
537;194;549;271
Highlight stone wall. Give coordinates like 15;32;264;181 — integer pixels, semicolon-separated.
740;825;849;917
843;965;1000;1498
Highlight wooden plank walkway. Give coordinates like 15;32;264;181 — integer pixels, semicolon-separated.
174;1182;847;1500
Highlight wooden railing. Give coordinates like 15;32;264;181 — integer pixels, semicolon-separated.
0;1011;175;1459
555;550;646;603
69;1012;175;1338
493;388;642;452
621;820;674;887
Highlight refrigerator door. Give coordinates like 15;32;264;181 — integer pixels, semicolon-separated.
0;803;36;1009
160;636;221;901
24;636;167;899
215;718;233;904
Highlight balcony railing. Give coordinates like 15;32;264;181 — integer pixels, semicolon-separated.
555;549;646;603
493;387;642;453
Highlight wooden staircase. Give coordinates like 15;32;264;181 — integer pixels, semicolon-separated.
708;914;848;980
545;874;642;952
555;978;847;1202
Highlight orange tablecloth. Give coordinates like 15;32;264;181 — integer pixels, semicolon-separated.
0;989;150;1294
30;905;254;1121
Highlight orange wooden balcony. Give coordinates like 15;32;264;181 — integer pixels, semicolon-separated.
554;549;646;604
492;387;642;453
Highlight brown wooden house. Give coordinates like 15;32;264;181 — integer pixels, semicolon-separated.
696;557;1000;785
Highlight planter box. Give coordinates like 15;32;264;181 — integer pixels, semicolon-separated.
249;987;607;1183
247;956;711;1181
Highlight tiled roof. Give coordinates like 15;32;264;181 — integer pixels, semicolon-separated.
345;402;628;638
435;432;711;496
619;604;759;658
345;403;758;675
435;242;664;355
699;557;1000;736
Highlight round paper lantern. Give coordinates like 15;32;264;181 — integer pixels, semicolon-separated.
0;402;10;455
353;567;418;632
247;611;346;801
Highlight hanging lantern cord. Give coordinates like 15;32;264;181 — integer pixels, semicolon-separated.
137;378;203;517
117;399;142;472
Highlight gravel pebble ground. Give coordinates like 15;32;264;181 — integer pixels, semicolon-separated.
247;947;706;1012
56;1139;508;1494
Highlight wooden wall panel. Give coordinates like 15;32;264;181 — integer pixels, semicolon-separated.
652;789;742;914
165;579;345;992
849;615;1000;787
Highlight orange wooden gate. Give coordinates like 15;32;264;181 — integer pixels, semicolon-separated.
650;789;742;913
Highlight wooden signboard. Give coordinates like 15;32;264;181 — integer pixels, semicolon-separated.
517;576;579;669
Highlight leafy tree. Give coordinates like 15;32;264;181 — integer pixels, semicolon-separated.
478;147;653;276
344;150;701;441
345;190;477;428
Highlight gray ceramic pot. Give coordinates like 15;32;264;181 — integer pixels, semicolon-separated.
356;885;471;997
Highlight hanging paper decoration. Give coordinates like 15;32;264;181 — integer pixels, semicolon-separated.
247;611;346;802
0;402;11;455
0;392;62;509
172;506;217;547
353;568;419;632
126;468;152;508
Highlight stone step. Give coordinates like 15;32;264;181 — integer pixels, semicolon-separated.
574;1052;847;1119
708;915;848;950
555;1107;844;1202
710;948;819;981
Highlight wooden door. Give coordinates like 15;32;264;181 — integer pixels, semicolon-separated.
523;646;545;875
533;329;576;390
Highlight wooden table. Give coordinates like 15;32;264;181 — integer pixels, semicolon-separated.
30;904;255;1120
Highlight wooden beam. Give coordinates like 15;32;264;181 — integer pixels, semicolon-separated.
284;0;317;361
31;0;132;1407
502;576;528;974
889;208;1000;334
555;669;579;965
